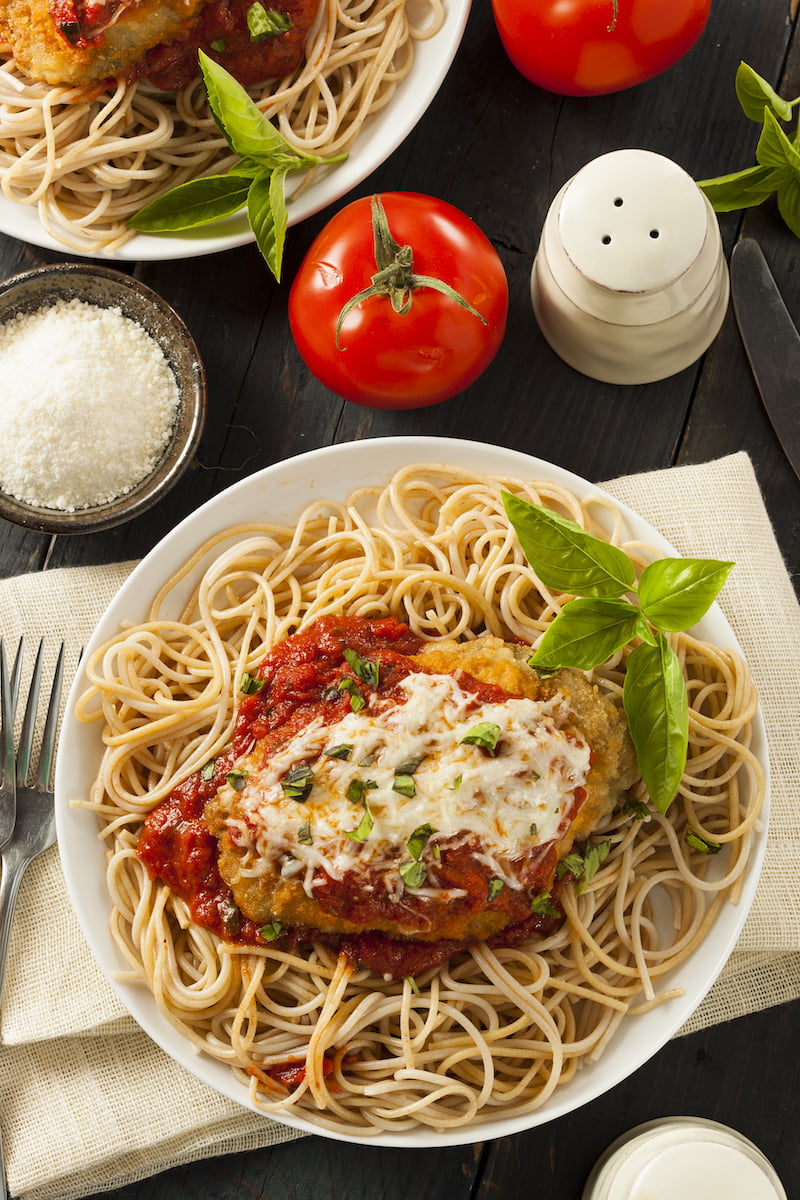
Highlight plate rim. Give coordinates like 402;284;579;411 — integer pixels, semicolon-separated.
54;434;771;1146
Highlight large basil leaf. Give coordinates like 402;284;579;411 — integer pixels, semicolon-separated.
531;598;652;670
248;167;288;281
637;558;733;632
735;61;793;123
199;51;288;162
502;491;636;597
129;174;252;231
623;636;688;814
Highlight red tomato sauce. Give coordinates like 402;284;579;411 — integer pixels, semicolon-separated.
138;615;572;978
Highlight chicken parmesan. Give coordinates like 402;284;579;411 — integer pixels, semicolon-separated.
0;0;317;87
138;615;638;978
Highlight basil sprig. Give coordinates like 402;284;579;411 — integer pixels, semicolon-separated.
502;492;733;814
128;52;347;280
697;62;800;237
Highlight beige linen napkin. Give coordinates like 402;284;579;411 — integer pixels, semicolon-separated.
0;451;798;1198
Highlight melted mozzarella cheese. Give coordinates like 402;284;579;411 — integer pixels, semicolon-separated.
219;671;591;895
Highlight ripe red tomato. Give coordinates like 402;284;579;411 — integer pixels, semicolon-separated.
288;192;508;409
491;0;711;97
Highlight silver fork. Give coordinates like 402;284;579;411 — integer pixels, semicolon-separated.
0;639;65;1200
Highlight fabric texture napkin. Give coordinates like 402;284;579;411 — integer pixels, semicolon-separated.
0;451;798;1200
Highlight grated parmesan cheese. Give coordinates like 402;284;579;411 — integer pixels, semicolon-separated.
0;297;180;511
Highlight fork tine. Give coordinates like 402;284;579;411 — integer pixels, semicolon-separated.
35;643;65;791
15;640;44;788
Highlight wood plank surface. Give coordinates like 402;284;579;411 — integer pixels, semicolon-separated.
1;0;798;1196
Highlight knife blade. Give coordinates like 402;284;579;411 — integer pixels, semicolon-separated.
730;237;800;482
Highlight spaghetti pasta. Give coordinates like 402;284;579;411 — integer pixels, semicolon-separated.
76;462;764;1135
0;0;444;253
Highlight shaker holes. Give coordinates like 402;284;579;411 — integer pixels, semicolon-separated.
613;197;623;206
602;235;612;244
650;229;660;238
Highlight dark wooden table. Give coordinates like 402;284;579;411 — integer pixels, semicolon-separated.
2;0;799;1196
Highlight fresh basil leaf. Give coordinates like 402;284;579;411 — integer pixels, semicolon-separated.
777;173;800;238
399;860;427;889
297;821;313;845
407;823;436;860
637;558;734;632
698;163;783;211
260;920;282;940
735;61;793;123
502;491;635;598
756;107;800;174
128;174;252;231
459;722;501;753
531;597;650;670
247;167;287;282
577;840;610;894
200;758;216;780
556;852;584;880
227;767;248;791
199;50;288;161
394;755;425;776
343;647;380;687
623;636;688;814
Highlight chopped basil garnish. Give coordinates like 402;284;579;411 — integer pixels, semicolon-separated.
488;878;504;902
530;891;560;918
345;777;377;804
407;823;436;860
210;36;226;51
556;841;611;894
260;920;283;941
399;860;427;889
346;795;375;843
451;774;462;791
226;768;248;791
297;821;313;845
337;677;365;712
623;794;651;820
246;2;292;42
392;774;416;798
685;828;722;855
394;755;425;776
343;647;380;687
359;752;376;767
529;822;538;837
281;764;314;802
240;672;264;694
459;722;501;754
325;743;353;760
200;759;216;780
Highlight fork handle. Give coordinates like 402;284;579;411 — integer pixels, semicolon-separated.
0;847;27;1006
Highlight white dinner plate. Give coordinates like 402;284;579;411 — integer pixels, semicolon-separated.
0;0;470;260
54;435;770;1146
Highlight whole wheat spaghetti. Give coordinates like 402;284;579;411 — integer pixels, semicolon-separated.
76;463;764;1135
0;0;444;253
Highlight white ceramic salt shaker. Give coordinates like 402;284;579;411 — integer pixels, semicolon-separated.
582;1117;787;1200
531;149;729;384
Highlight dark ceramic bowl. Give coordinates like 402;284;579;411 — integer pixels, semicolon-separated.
0;263;207;535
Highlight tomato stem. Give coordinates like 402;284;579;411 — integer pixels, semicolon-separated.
607;0;618;32
335;195;488;349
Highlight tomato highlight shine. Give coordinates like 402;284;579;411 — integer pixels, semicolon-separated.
490;0;711;97
288;192;508;409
